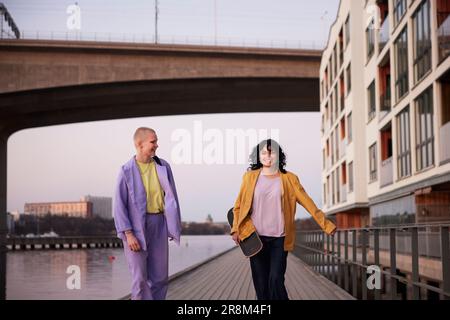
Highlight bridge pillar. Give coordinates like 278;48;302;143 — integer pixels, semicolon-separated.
0;134;6;300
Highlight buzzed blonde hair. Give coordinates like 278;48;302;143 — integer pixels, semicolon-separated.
133;127;156;146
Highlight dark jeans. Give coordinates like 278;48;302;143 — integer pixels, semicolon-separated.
249;236;289;300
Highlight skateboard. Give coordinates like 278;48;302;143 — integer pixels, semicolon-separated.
227;207;263;258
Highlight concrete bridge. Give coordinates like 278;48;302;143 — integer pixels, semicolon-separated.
0;39;323;300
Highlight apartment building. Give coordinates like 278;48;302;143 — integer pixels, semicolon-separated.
24;200;93;218
320;0;450;228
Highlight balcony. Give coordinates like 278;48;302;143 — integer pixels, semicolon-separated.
326;192;331;208
326;156;331;171
440;122;450;164
339;138;347;159
380;157;393;187
438;15;450;64
379;91;391;120
340;184;347;203
379;15;389;52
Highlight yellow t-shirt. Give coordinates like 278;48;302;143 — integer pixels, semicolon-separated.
137;160;165;213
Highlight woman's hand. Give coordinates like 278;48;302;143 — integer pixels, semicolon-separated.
231;233;241;245
125;232;141;252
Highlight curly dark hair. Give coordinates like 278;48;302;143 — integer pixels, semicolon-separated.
248;139;287;173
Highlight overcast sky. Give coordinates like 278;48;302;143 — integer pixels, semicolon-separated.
4;0;340;222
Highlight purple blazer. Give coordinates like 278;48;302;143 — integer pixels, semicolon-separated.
113;156;182;248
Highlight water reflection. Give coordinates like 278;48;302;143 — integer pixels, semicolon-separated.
7;235;234;299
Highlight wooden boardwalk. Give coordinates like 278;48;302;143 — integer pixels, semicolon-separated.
166;247;354;300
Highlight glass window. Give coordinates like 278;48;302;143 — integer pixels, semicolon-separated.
347;112;352;143
413;0;432;82
396;106;411;178
346;63;351;94
369;143;378;182
394;0;407;27
366;22;375;60
348;161;354;193
395;27;409;100
415;86;434;170
368;81;376;121
345;15;350;46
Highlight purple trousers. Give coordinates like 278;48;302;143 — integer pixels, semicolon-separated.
123;214;169;300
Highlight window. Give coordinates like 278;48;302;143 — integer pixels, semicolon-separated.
340;117;346;140
346;63;351;94
322;149;326;170
340;75;345;111
342;163;347;185
339;27;344;68
335;127;339;159
441;72;450;126
348;161;354;192
379;60;391;112
347;112;353;143
366;21;375;60
368;81;376;121
326;176;331;206
394;0;407;27
413;0;432;82
334;86;339;119
332;170;336;205
336;168;340;202
415;86;434;170
437;0;450;63
331;91;335;124
331;131;335;164
333;44;338;78
369;143;378;182
395;27;409;100
397;106;411;178
344;15;350;46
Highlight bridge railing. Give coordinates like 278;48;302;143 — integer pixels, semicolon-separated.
6;235;123;250
294;223;450;300
14;30;325;50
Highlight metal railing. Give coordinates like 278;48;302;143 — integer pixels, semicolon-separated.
340;184;347;203
379;16;389;52
339;138;346;159
294;224;450;300
380;91;391;112
380;157;393;187
13;30;326;50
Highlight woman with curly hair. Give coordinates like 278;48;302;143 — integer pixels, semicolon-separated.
230;139;336;300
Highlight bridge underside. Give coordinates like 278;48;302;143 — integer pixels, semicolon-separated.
0;76;319;299
0;77;318;135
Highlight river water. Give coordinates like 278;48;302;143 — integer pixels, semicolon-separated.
6;235;234;300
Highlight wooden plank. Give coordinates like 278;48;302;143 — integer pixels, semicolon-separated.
224;252;249;299
166;247;354;300
208;251;246;300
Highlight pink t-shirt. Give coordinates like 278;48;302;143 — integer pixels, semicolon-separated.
251;175;285;237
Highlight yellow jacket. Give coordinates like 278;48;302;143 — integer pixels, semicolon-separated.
231;168;336;251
